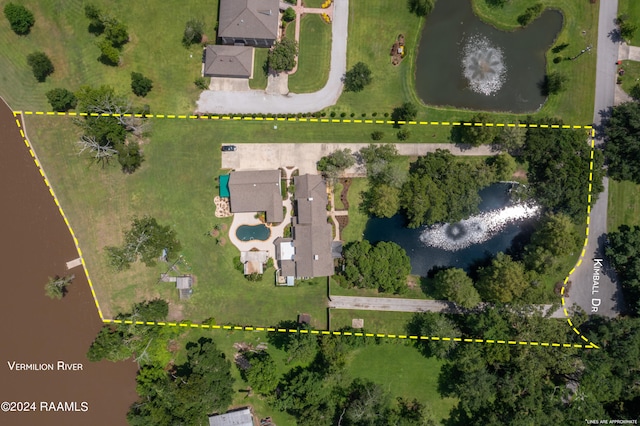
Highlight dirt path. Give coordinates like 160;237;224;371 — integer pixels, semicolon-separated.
0;99;137;425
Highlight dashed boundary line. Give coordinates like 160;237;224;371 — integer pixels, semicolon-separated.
12;111;599;349
559;130;599;349
15;110;594;129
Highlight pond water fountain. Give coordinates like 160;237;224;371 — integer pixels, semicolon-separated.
461;35;506;96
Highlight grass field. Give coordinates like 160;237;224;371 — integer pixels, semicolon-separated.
330;309;416;335
249;48;269;90
619;60;640;97
288;14;331;93
347;343;457;423
619;0;640;45
24;115;331;326
0;0;214;112
608;179;640;231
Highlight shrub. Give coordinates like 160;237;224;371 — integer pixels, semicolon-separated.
630;84;640;100
542;72;567;95
4;3;35;35
391;102;417;122
330;111;336;117
517;3;544;27
97;38;120;65
371;131;384;141
131;72;153;97
183;19;204;46
117;141;144;174
194;76;209;90
340;112;346;117
553;56;563;64
283;7;295;22
397;129;410;141
46;88;77;111
26;52;54;82
103;17;129;47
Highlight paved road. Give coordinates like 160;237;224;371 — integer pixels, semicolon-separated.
196;0;349;114
565;0;622;317
222;142;498;174
328;296;566;318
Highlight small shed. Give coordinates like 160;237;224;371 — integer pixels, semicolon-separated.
208;407;253;426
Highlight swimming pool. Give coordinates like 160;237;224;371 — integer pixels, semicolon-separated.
236;224;271;241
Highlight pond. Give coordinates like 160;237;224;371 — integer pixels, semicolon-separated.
414;0;563;113
363;183;539;276
236;224;271;241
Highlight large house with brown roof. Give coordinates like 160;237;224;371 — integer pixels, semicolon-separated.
275;174;334;281
218;0;280;47
227;170;284;223
203;45;254;78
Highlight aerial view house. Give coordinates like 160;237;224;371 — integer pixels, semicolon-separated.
227;170;284;223
203;45;254;78
275;174;334;283
208;407;254;426
218;0;280;47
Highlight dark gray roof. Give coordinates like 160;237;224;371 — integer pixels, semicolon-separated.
228;170;284;223
204;45;254;78
294;174;327;225
219;0;279;41
208;408;253;426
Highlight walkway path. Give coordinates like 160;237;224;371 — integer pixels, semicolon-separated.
328;296;565;318
565;0;622;317
196;0;348;114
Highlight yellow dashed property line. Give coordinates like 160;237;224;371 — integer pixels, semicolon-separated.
13;110;594;129
11;112;105;321
559;133;600;349
99;319;593;348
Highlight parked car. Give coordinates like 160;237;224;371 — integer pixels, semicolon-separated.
221;145;237;152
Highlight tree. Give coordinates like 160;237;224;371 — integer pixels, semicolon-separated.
268;38;298;72
433;268;481;309
494;123;526;154
618;14;638;41
605;225;640;315
274;368;335;421
477;252;529;303
407;0;436;17
392;102;418;122
517;3;544;27
4;3;35;35
242;351;279;395
407;312;461;359
458;113;498;146
387;397;437;426
317;148;355;178
366;184;401;218
182;19;204;46
96;38;120;65
283;7;296;22
26;51;54;82
103;17;129;47
131;72;153;97
523;122;604;221
343;379;390;425
542;71;567;95
46;88;77;112
117;140;144;173
371;130;384;141
605;102;640;184
344;62;372;92
106;216;181;270
342;240;411;294
524;212;581;273
490;152;517;181
84;3;105;34
44;275;74;300
397;128;411;140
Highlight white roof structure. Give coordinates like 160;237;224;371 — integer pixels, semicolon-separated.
208;407;253;426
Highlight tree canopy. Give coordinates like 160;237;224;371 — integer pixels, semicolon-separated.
457;113;498;146
26;51;54;82
268;38;298;72
523;122;603;222
605;224;640;316
131;72;153;97
46;88;77;112
391;102;418;122
605;101;640;184
342;240;411;294
317;148;355;179
344;62;372;92
433;267;481;309
407;0;436;17
524;212;581;274
4;3;34;35
477;252;529;303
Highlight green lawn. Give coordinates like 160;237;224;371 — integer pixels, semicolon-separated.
333;181;345;209
335;0;598;125
25;116;329;326
619;60;640;97
619;0;640;45
340;178;369;242
249;48;269;90
330;309;416;335
347;343;457;424
288;14;332;93
303;0;327;8
0;0;214;113
608;179;640;231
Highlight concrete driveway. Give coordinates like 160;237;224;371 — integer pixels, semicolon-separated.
195;0;349;114
221;143;498;175
209;78;250;92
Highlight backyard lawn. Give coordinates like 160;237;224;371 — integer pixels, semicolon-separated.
619;0;640;45
0;0;214;112
287;14;332;93
249;48;269;90
608;179;640;231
